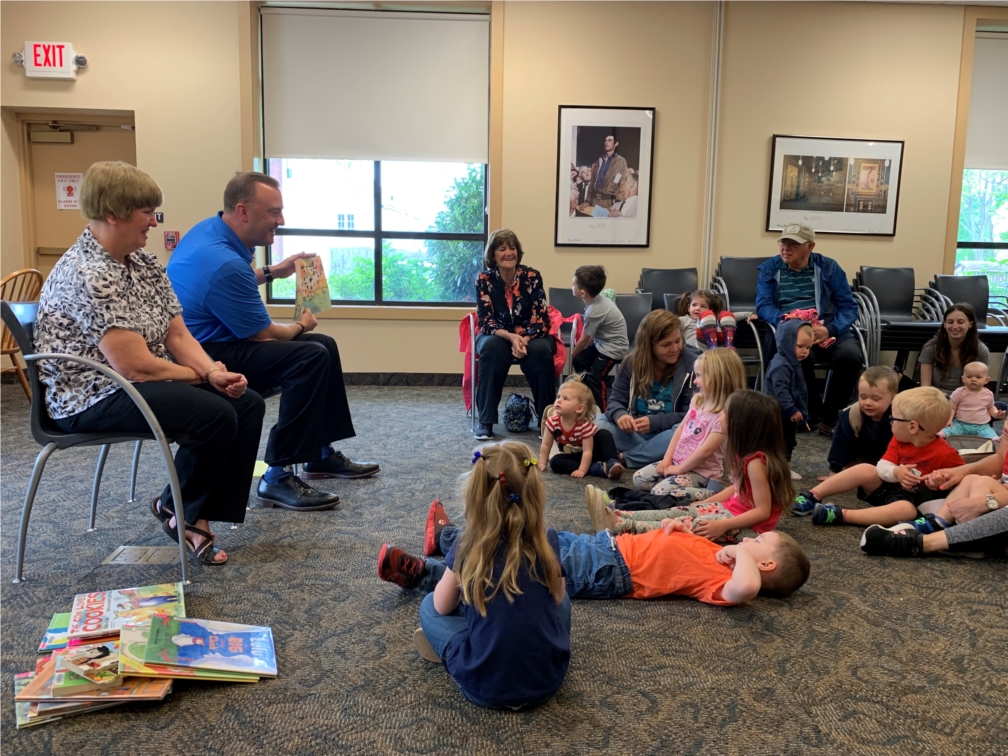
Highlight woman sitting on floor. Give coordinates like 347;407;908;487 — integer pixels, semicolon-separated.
595;310;699;468
33;161;266;565
918;302;989;397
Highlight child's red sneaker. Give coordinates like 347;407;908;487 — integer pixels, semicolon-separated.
377;544;425;589
423;499;453;556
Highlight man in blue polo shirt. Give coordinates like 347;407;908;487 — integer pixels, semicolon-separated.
756;223;861;437
167;172;378;511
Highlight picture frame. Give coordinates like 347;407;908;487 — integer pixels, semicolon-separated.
765;134;904;236
554;105;656;247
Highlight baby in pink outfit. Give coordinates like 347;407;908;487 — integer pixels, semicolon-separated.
939;361;1005;440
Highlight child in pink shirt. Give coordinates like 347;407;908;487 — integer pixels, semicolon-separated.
940;361;1004;441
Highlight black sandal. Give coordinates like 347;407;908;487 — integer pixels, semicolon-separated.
184;525;227;566
150;496;175;526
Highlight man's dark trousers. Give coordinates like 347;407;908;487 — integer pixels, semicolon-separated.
203;333;355;467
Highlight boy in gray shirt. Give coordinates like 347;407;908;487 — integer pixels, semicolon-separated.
571;265;630;410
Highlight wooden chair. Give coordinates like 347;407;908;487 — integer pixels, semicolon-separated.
1;269;43;400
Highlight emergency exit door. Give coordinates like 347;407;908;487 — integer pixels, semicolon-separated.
24;116;136;278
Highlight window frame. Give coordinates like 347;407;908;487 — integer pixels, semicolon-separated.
266;160;488;307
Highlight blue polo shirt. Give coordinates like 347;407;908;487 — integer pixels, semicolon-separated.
166;213;272;343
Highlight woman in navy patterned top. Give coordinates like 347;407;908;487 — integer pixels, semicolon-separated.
473;229;555;440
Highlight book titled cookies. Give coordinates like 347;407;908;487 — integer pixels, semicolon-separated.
67;583;186;639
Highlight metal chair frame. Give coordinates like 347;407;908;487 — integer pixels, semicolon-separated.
2;301;189;584
709;273;767;390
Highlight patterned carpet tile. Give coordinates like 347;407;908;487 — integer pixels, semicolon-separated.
1;385;1005;754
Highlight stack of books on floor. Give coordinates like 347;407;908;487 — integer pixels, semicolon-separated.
13;582;277;728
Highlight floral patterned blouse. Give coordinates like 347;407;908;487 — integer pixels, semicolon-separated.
475;265;549;339
34;227;182;419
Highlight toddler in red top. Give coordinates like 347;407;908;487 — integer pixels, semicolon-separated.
812;387;964;528
539;377;623;480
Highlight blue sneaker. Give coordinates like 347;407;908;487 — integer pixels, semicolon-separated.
812;503;844;526
905;513;949;535
793;490;820;517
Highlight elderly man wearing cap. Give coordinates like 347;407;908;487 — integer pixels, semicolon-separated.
756;222;861;436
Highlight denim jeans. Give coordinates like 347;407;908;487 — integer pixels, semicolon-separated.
556;530;633;599
595;415;678;468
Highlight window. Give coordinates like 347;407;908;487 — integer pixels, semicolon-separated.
955;34;1008;295
260;7;490;306
266;159;487;304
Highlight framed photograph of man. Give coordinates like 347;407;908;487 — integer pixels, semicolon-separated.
765;135;904;236
554;106;656;247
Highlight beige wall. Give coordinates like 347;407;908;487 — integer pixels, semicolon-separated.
715;1;965;284
500;1;713;294
0;2;973;374
0;0;243;276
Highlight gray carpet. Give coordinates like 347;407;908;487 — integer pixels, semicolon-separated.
1;384;1006;755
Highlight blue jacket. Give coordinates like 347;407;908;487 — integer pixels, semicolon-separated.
756;253;858;344
765;319;809;420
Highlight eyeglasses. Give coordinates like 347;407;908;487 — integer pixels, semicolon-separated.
889;416;922;431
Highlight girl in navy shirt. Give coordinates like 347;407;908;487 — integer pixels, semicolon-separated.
377;442;571;709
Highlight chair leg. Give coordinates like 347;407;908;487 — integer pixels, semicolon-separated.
13;360;31;401
128;440;142;503
89;444;110;532
14;442;57;583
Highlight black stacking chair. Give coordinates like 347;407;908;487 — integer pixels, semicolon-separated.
710;257;772;389
637;268;699;311
1;301;191;584
615;293;653;348
855;266;943;372
549;287;584;378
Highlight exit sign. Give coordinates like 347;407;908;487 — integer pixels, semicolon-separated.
22;41;79;79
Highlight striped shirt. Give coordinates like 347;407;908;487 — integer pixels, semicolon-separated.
545;414;597;451
776;258;816;311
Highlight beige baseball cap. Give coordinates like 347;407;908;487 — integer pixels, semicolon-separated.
779;222;816;244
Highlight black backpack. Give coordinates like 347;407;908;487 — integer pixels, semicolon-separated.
503;393;534;433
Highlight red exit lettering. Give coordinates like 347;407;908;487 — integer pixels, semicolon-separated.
32;43;66;68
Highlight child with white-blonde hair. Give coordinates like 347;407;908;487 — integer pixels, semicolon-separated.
539;377;624;479
940;361;1005;440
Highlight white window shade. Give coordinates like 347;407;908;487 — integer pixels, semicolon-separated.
964;35;1008;170
261;8;489;163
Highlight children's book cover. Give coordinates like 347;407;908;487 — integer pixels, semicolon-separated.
67;582;185;639
51;667;120;696
119;622;258;683
143;614;277;677
38;612;71;653
15;657;172;702
55;640;120;677
293;256;332;320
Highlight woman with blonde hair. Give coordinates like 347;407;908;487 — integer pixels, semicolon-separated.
594;310;700;468
377;441;571;709
34;161;266;565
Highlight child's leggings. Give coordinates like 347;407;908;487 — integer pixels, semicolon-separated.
612;501;759;543
550;429;620;475
633;467;711;498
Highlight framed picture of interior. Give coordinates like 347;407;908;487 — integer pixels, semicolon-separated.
765;134;905;236
554;105;656;247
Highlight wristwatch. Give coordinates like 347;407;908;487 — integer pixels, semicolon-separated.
986;494;999;511
262;265;273;283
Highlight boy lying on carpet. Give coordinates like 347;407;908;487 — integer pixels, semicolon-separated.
382;500;809;607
